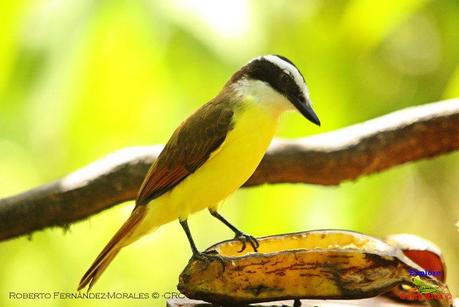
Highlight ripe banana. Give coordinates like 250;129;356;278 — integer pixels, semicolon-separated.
178;230;453;306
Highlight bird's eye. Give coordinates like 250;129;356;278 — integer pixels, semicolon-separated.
280;72;290;83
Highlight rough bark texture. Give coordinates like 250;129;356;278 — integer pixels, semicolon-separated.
0;99;458;241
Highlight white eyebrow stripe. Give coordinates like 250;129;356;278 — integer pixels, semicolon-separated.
259;55;311;106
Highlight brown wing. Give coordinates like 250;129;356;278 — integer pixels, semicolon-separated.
136;98;235;206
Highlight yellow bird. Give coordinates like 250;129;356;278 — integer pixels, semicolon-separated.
78;55;320;291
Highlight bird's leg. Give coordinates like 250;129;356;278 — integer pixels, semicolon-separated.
179;219;226;270
179;219;200;257
209;209;259;253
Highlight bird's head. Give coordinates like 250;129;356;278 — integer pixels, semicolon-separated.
229;54;320;126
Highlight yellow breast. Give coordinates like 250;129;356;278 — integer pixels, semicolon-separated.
143;97;281;228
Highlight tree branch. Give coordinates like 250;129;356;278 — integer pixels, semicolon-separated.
1;99;458;241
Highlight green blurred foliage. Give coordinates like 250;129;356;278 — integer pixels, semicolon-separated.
1;0;458;306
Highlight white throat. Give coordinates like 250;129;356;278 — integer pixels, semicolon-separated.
231;78;294;115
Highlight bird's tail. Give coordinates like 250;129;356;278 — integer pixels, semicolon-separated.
78;206;147;291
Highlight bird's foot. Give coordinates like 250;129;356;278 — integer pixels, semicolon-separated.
192;250;226;272
234;232;259;253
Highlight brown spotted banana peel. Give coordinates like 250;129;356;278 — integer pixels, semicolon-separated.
178;230;453;306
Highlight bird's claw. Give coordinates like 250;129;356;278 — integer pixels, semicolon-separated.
193;250;226;272
234;232;259;253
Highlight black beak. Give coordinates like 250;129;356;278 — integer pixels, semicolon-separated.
291;96;320;126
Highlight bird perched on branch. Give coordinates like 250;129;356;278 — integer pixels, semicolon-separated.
78;55;320;291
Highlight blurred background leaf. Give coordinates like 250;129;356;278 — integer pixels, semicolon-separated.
0;0;458;306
